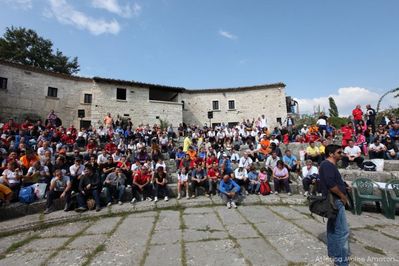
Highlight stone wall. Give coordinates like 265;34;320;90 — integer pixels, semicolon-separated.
180;86;287;129
0;62;287;130
0;63;93;127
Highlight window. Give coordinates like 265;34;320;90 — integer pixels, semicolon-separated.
116;88;126;100
47;87;58;97
84;93;92;104
212;100;219;110
0;77;7;90
228;100;235;110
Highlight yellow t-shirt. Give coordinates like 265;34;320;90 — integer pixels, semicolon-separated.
183;137;192;152
319;145;325;155
306;146;319;157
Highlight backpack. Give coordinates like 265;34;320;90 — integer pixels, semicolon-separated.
19;186;36;204
362;161;376;171
260;181;271;195
308;193;337;219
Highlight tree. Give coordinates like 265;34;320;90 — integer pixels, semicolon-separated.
376;87;399;113
0;26;79;75
328;97;339;117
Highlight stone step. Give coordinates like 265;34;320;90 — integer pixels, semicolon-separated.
384;160;399;171
0;181;301;221
339;169;399;182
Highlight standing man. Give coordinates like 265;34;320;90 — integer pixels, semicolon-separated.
352;105;363;126
365;104;376;133
319;144;350;266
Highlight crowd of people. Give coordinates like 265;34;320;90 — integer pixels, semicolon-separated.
0;104;398;212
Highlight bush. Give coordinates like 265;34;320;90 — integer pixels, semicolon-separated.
328;116;350;128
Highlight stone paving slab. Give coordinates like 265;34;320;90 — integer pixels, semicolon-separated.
40;221;89;238
151;229;181;245
46;249;88;266
236;238;286;266
85;216;121;235
225;223;259;239
18;237;68;252
185;240;246;266
155;210;180;231
184;212;224;231
145;243;182;266
0;250;49;266
214;207;247;225
183;229;228;242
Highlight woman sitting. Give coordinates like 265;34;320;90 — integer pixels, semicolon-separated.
272;160;291;196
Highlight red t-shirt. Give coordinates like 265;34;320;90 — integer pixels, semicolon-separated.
352;108;363;121
133;171;151;185
206;158;218;167
207;168;220;180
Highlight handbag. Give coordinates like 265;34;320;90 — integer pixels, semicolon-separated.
308;192;338;219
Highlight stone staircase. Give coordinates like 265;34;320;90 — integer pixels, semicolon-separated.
1;141;398;221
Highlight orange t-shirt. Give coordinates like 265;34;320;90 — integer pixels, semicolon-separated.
259;139;271;155
187;150;197;161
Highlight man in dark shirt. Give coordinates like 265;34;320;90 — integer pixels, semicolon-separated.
76;165;101;212
319;144;350;266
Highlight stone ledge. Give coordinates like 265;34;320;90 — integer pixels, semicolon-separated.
0;195;307;237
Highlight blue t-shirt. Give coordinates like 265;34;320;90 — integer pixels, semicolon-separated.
319;160;346;197
283;155;297;167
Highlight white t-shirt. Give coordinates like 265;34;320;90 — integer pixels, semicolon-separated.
234;168;248;180
238;157;253;168
344;146;361;156
265;156;280;169
316;118;327;126
369;143;386;152
27;166;50;177
302;166;319;179
2;169;21;184
97;154;108;164
178;172;189;182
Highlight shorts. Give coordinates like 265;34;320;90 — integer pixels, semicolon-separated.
0;184;12;198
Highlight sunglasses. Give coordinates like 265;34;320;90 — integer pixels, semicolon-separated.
336;151;342;154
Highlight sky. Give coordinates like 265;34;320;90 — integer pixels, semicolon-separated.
0;0;398;115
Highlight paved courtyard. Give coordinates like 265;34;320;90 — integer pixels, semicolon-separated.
0;196;398;266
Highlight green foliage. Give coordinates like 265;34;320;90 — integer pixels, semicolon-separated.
328;116;350;128
376;87;399;113
376;107;399;124
0;26;79;74
159;118;169;130
328;97;339;117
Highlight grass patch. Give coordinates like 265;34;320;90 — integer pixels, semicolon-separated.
287;262;306;266
364;245;386;255
107;214;127;237
138;210;160;266
5;234;39;253
179;209;188;266
41;222;93;265
82;243;106;266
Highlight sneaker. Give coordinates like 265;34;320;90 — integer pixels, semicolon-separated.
288;192;292;196
75;207;87;212
154;197;158;202
107;202;112;207
164;196;168;201
227;202;232;209
147;197;153;201
205;193;210;198
186;195;190;199
130;198;137;204
64;204;71;212
177;194;181;200
44;208;53;214
191;195;196;199
231;202;237;209
118;201;123;205
140;197;144;202
303;191;309;197
274;191;279;195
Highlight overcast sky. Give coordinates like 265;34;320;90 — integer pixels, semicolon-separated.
0;0;398;115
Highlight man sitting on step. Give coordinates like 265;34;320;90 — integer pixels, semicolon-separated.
342;140;364;169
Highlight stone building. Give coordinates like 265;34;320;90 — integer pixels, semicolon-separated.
0;60;289;129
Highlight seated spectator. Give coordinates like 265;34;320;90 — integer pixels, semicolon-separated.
112;149;123;163
44;169;72;214
368;138;387;159
389;122;399;142
207;162;220;195
233;166;249;194
385;137;399;160
238;152;253;170
305;141;321;164
1;161;22;197
131;165;153;203
301;160;320;197
219;174;241;209
19;149;39;173
153;166;169;202
218;153;233;175
230;150;240;164
258;135;271;161
101;157;117;182
272;160;291;196
177;167;190;199
136;148;149;164
69;158;85;192
76;165;101;212
247;166;260;194
265;151;279;181
319;139;328;160
25;160;50;186
282;149;299;172
104;167;126;206
190;164;208;198
175;147;185;169
342;140;364;169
